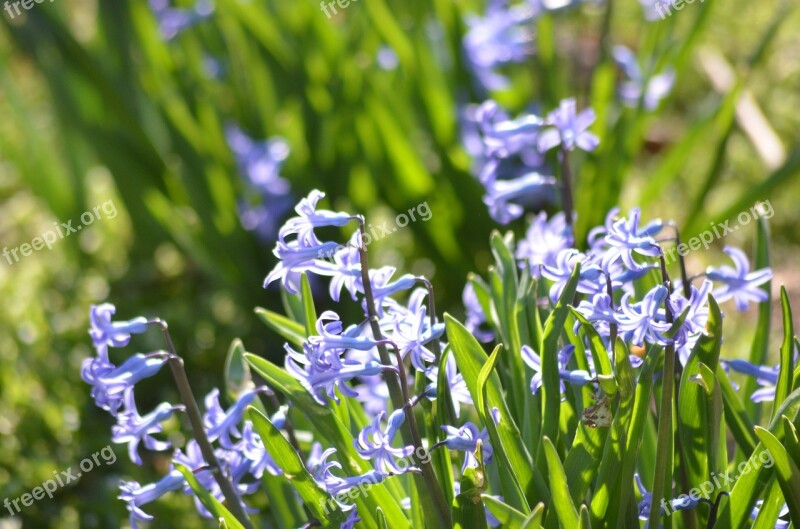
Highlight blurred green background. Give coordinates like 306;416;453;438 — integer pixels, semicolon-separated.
1;0;798;527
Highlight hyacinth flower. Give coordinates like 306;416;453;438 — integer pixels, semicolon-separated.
424;353;474;418
310;447;385;497
540;248;604;301
537;98;600;153
515;211;574;274
112;389;184;465
203;386;271;449
85;353;170;415
483;172;560;224
390;301;445;371
171;440;258;519
462;282;495;343
616;285;673;346
238;421;282;479
724;359;780;403
439;422;493;472
119;471;186;529
602;207;663;271
612;45;675;111
225;124;294;240
285;341;393;405
264;190;353;293
462;0;537;91
706;246;772;311
89;303;149;351
308;310;382;354
355;412;416;474
668;279;712;363
521;344;594;395
635;473;703;527
148;0;214;41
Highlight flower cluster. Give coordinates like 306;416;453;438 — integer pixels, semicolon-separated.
82;304;281;529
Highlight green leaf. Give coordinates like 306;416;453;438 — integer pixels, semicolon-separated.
482;495;527;528
245;354;409;529
717;365;758;456
247;407;346;526
753;426;800;525
539;263;581;447
542;437;579;529
744;216;772;419
522;503;546;529
174;463;247;529
254;307;306;347
224;338;252;400
773;286;795;418
445;314;546;511
300;273;318;337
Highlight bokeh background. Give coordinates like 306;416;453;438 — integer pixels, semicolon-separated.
1;0;798;527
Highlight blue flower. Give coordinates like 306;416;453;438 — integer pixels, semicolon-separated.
279;190;353;244
308;311;381;353
424;353;474;418
537;98;600;153
483;172;559;225
540;249;604;302
516;211;574;274
355;412;415;475
724;359;780;403
612;45;675;111
119;470;185;529
635;473;702;527
463;0;537;91
706;247;772;311
440;422;493;472
285;342;389;404
617;286;672;346
390;301;445;371
602;207;663;272
148;0;213;41
112;389;183;465
462;282;495;343
203;387;270;449
310;447;385;496
84;353;170;415
521;344;594;395
225;124;294;240
341;509;361;529
238;420;283;479
89;303;149;350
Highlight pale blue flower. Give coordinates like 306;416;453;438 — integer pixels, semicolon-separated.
119;471;185;529
706;247;772;311
112;389;183;465
440;422;493;472
355;412;415;475
537;98;600;152
89;303;148;350
617;286;672;346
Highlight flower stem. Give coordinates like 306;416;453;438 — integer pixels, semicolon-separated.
355;217;453;529
648;256;676;529
149;320;255;529
559;146;575;230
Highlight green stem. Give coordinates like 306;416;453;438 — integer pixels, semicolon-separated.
648;256;676;529
355;217;452;529
149;320;255;529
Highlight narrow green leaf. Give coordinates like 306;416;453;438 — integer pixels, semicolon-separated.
482;495;527;528
773;286;795;418
174;463;247;529
224;338;252;400
753;427;800;524
247;407;346;526
542;437;579;529
522;503;546;529
300;273;318;337
254;307;306;347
